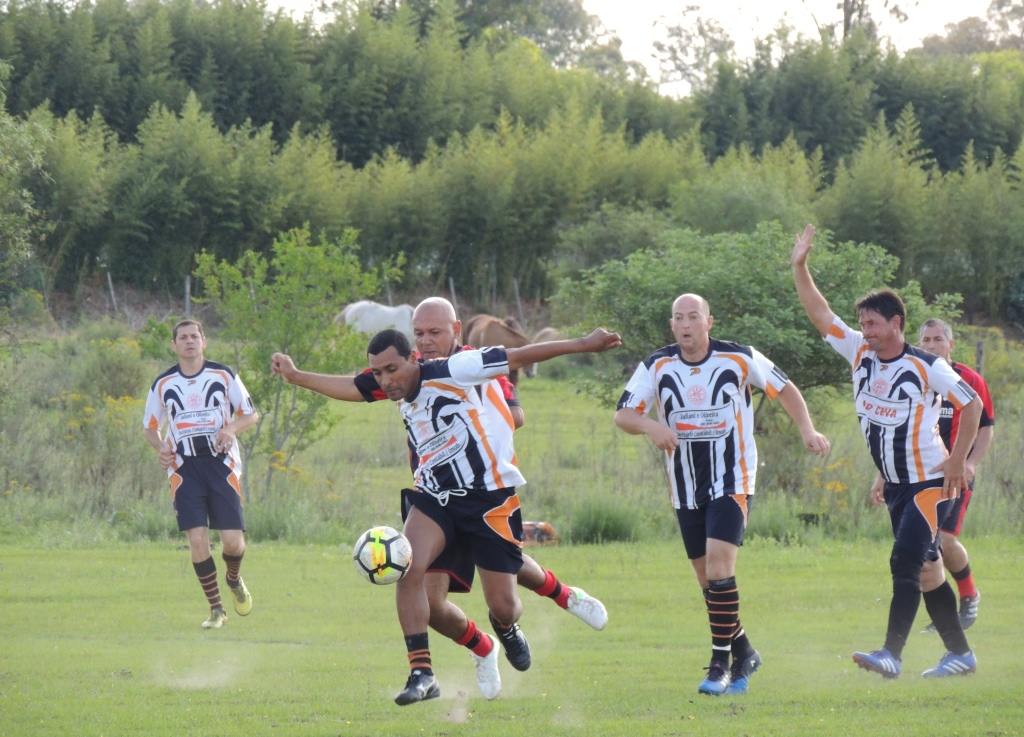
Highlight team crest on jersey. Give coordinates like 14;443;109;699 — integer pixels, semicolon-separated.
689;367;701;375
686;385;708;406
414;420;433;441
871;378;889;396
186;393;203;409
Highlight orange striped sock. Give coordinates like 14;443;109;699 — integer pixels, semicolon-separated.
405;632;432;673
193;556;222;610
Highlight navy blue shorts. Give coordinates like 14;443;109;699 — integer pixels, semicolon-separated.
406;486;524;576
401;489;474;593
939;484;973;536
675;494;750;560
170;455;245;532
883;479;952;562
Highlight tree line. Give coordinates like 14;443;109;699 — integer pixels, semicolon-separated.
4;0;1024;321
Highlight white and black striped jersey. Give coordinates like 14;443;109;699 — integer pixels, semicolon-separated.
143;360;256;475
824;316;976;484
394;347;526;494
617;339;789;509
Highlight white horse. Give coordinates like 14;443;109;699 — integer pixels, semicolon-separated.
335;301;415;342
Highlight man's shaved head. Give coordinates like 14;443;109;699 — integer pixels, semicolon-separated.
414;297;457;322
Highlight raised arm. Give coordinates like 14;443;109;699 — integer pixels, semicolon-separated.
506;328;621;371
791;224;837;337
775;381;831;457
270;353;367;402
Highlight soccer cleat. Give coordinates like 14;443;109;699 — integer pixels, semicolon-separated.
698;661;731;696
959;592;980;630
470;634;502;700
229;578;252;616
489;611;531;672
852;648;901;679
565;588;609;631
202;607;228;629
920;621;938;634
724;650;762;695
922;650;977;677
394;669;441;705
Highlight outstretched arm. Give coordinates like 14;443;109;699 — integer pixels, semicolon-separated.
506;328;621;371
776;382;831;457
271;353;367;402
791;224;837;337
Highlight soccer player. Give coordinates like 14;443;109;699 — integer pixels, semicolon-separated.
792;225;983;678
613;293;830;696
273;321;621;705
914;318;994;631
143;319;258;629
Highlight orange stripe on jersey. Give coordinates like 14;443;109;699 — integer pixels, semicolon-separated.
827;323;845;339
853;344;869;367
484;493;523;547
905;356;931;393
911;402;926;479
486;384;515;429
912;485;945;536
718;353;750;386
734;408;751;493
424;381;469;402
420;435;458;465
653;355;677;373
467;408;504;489
764;383;780;400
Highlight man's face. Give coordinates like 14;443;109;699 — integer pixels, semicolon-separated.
670;295;713;354
369;346;420;402
858;309;902;353
413;305;460;360
172;325;206;361
918;325;954;362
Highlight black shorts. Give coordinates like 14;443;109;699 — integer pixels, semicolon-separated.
406;486;524;576
170;455;245;532
401;489;474;593
883;479;952;562
675;494;750;560
939;484;973;536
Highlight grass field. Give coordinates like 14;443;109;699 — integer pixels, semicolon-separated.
3;537;1022;737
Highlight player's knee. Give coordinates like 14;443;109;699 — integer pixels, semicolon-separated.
889;549;922;589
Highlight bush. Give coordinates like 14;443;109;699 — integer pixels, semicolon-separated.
565;495;640;544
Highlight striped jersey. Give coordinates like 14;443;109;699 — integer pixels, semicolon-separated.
617;339;790;509
824;316;977;484
353;346;521;474
364;347;525;494
938;362;995;452
143;360;256;475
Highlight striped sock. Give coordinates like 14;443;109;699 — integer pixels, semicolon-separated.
951;564;977;599
535;569;571;609
405;632;432;674
222;552;244;588
455;620;494;657
193;556;222;610
707;578;740;665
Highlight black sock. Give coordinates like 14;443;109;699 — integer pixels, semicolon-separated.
883;549;923;660
923;582;970;655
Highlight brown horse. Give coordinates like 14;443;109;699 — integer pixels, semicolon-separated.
463;314;533;384
524;326;560;377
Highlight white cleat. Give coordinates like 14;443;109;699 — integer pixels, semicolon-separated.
566;588;608;631
471;634;502;700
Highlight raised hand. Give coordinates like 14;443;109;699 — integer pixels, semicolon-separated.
791;224;816;268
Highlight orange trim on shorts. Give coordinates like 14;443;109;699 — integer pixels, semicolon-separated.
484;493;523;548
913;485;945;537
168;472;183;500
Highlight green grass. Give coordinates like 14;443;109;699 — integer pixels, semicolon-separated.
2;537;1022;737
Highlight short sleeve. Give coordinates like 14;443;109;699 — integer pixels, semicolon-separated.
617;360;657;416
823;315;866;366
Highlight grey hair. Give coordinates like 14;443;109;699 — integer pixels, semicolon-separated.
919;318;953;342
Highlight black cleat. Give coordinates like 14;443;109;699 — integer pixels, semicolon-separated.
394;669;440;706
489;610;532;672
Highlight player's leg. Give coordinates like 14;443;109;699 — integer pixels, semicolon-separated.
517;554;608;630
208;462;252;617
174;462;227;628
939;486;980;628
394;504;448;705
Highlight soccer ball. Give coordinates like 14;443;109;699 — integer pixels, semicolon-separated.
353;526;413;585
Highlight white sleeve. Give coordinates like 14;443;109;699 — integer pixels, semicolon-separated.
142;385;165;431
228;373;257;416
747;347;790;399
822;315;866;366
447;347;510;386
616;361;657;416
929;357;978;408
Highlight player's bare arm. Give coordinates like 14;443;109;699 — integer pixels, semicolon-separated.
143;427;177;469
930;395;984;498
214;410;259;453
506;328;621;371
791;224;837;337
613;407;679;451
271;352;366;402
869;473;885;506
964;424;994;483
775;382;830;457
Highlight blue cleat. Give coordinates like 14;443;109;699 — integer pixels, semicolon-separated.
852;648;901;679
922;650;977;677
724;650;762;695
698;661;731;695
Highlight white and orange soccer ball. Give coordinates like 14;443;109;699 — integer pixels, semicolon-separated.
353;526;413;585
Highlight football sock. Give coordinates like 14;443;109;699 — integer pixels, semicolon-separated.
707;577;740;665
951;564;977;598
193;556;222;610
535;569;571;609
455;621;494;658
405;632;433;674
923;582;971;655
732;621;754;660
883;548;923;660
222;551;244;588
